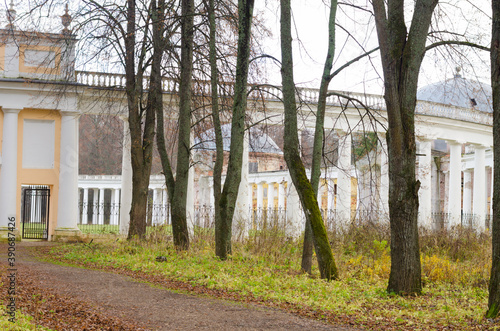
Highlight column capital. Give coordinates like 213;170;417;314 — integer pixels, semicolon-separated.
60;110;80;117
472;143;488;150
2;108;21;114
447;139;465;146
336;128;350;136
417;135;435;142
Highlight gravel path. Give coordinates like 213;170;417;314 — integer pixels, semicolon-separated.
1;242;355;330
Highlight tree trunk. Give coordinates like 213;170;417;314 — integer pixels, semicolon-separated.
126;0;156;240
217;0;255;260
207;0;226;259
372;0;437;295
280;0;338;280
170;0;195;250
487;0;500;318
301;0;338;275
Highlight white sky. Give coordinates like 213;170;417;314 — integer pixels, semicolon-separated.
3;0;493;95
258;0;492;95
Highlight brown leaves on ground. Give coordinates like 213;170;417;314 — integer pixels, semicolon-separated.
0;263;149;330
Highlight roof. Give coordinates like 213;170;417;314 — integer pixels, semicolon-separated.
417;73;492;113
194;124;283;154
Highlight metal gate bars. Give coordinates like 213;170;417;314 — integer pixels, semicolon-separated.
22;186;50;240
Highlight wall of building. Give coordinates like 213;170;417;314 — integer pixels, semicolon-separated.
16;108;61;236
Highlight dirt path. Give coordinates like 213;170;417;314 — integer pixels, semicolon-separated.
1;242;354;330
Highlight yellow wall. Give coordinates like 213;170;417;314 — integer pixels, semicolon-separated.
16;108;61;236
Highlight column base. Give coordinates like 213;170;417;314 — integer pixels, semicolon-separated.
0;227;21;242
52;228;83;243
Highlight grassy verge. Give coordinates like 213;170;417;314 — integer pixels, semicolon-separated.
37;224;499;330
0;307;53;331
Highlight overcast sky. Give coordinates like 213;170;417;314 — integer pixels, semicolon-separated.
4;0;493;95
258;0;492;95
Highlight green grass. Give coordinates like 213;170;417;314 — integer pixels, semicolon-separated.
0;307;53;330
77;223;176;235
39;225;499;330
77;223;120;234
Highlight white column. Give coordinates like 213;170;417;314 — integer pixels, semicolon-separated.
56;111;81;232
286;178;301;237
490;166;494;218
234;132;250;235
447;141;462;227
463;170;472;215
417;138;432;227
98;188;105;225
152;188;160;225
278;181;285;210
256;181;264;210
110;189;116;225
112;188;120;225
443;171;450;214
267;182;275;209
209;181;215;208
82;188;89;224
317;182;323;209
92;188;98;224
120;118;132;235
0;109;20;230
337;130;352;225
186;151;195;235
473;145;486;230
162;188;169;225
379;133;389;218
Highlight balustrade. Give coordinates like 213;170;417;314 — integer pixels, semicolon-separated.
76;70;493;126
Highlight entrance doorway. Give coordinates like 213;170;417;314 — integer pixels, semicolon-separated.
22;186;50;240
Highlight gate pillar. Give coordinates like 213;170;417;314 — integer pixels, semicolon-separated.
54;111;82;241
0;108;21;240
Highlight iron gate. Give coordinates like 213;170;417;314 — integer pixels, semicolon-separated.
22;186;50;240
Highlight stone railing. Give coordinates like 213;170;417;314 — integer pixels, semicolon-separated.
415;101;492;126
76;71;493;126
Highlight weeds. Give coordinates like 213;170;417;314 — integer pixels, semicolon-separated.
43;221;499;330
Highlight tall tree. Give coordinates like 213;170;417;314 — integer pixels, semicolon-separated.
280;0;338;280
155;0;194;250
301;0;338;274
169;0;194;249
372;0;438;295
206;0;225;258
487;0;500;318
126;0;156;239
216;0;255;259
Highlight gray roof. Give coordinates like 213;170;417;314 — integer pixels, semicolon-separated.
417;73;492;113
194;124;283;154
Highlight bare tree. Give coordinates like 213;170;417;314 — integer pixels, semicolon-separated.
216;0;255;259
371;0;438;295
488;0;500;318
280;0;338;281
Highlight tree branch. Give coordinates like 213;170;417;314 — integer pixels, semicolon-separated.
426;40;490;53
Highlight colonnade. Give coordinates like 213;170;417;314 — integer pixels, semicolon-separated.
78;131;495;235
417;138;493;230
79;175;170;227
79;186;121;225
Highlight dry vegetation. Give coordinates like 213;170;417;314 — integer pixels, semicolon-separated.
19;223;500;330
